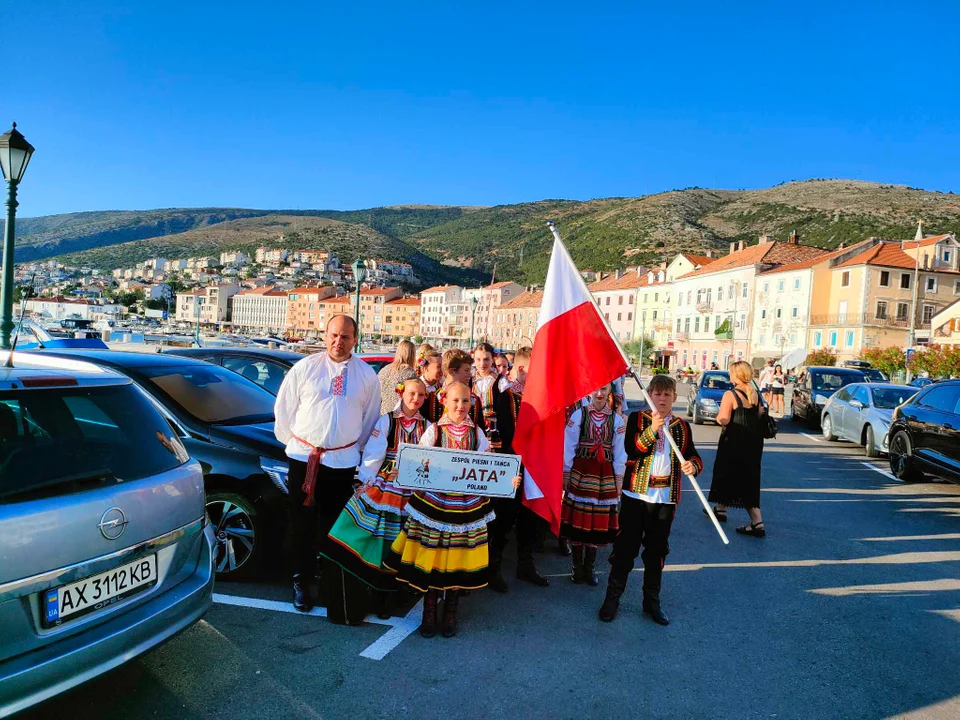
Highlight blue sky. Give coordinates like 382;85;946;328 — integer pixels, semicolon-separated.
8;1;959;217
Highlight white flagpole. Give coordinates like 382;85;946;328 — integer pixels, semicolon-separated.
546;221;730;546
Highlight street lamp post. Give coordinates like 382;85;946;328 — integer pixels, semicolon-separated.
352;256;367;350
469;295;478;349
0;123;36;349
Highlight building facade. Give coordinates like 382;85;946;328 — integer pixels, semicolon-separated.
489;291;543;347
285;286;338;336
175;284;240;325
419;285;465;346
231;286;290;333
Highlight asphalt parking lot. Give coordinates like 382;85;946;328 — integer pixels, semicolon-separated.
16;384;960;719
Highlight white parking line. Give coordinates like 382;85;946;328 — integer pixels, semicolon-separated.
212;593;419;660
800;432;824;443
859;461;900;482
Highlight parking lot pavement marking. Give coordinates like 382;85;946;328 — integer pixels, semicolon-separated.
359;598;424;661
213;593;421;660
799;432;824;443
859;461;900;482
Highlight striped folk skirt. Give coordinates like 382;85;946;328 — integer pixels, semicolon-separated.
560;456;619;547
321;475;413;591
383;491;495;592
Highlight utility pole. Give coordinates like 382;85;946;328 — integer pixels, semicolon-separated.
906;219;923;382
638;312;646;374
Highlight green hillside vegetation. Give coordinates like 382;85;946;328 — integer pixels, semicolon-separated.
20;179;960;287
54;215;483;288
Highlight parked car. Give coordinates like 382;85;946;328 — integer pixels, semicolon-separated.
163;347;308;395
791;366;867;427
820;383;916;457
23;348;289;580
908;377;935;389
686;370;732;425
887;380;960;484
0;355;214;715
163;347;394;395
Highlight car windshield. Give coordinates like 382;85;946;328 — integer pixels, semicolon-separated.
0;384;189;504
813;372;862;392
871;386;916;409
863;369;887;382
701;373;732;390
137;364;276;424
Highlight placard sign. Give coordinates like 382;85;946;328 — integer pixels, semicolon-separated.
395;444;521;498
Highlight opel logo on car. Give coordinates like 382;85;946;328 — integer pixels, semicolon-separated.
98;507;128;540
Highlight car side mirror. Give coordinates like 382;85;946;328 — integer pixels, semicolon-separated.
850;400;863;410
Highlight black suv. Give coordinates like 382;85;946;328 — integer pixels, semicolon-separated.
887;380;960;484
791;366;866;427
24;349;289;580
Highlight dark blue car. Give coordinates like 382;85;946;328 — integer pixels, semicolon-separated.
686;370;732;424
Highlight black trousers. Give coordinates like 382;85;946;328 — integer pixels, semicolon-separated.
286;459;357;577
490;488;538;563
608;495;675;594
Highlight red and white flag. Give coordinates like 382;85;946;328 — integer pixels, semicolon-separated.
515;230;629;534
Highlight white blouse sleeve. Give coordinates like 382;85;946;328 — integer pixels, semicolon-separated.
476;428;491;453
612;413;628;479
419;424;437;447
359;414;390;484
273;360;302;445
563;409;582;473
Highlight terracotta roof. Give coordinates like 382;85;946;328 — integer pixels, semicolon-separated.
590;271;666;293
421;285;458;293
681;253;716;268
835;243;919;270
758;239;875;275
360;287;400;296
677;242;827;279
386;297;421;306
901;234;953;249
498;291;544;309
236;285;284;296
320;295;352;304
487;281;517;289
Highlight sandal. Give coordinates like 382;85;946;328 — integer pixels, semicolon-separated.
704;507;727;523
736;522;766;538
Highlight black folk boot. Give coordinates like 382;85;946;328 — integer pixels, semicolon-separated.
441;590;460;638
583;546;600;587
488;540;508;594
598;568;629;622
517;546;549;587
642;559;669;626
292;573;313;612
419;590;439;637
570;545;584;583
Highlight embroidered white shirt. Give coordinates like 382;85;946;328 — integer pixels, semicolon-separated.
419;422;491;453
273;352;381;468
624;413;675;505
497;375;512;393
562;408;627;478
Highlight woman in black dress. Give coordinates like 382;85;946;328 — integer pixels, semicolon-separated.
707;360;766;537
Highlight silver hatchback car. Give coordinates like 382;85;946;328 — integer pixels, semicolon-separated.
0;357;215;715
820;382;917;457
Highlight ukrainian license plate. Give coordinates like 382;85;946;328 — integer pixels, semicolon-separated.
42;554;158;627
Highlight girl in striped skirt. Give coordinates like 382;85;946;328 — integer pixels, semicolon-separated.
561;383;627;586
321;378;430;618
385;381;520;638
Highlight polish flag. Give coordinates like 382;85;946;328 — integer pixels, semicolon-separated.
515;229;629;534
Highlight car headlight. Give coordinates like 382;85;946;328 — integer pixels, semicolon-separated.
260;457;290;494
699;398;718;407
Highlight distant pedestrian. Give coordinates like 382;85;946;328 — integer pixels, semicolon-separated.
758;359;775;406
378;340;418;414
274;314;382;613
707;360;766;538
770;364;785;416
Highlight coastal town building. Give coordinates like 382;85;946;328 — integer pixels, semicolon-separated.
231;286;290;333
383;297;422;341
419;285;465;346
23;296;124;322
175;284;240;325
285;286;339;336
461;282;524;344
489;290;543;347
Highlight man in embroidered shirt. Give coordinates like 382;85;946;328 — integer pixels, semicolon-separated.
599;373;702;626
274;314;381;612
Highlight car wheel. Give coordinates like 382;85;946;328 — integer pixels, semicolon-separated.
863;425;879;458
206;492;263;580
821;414;837;441
693;406;703;425
888;431;924;483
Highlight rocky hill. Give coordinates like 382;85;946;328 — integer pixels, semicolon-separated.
17;180;960;286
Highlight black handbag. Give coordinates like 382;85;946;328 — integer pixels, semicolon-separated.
758;395;778;439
